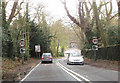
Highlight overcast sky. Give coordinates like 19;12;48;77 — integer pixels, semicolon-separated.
30;0;118;21
6;0;118;23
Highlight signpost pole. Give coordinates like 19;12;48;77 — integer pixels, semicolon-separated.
19;39;26;64
92;37;98;61
39;52;40;59
22;54;24;64
94;50;96;61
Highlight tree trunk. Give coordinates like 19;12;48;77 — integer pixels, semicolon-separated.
93;2;108;47
118;1;120;44
25;2;29;60
2;2;8;57
8;1;18;23
2;2;13;58
2;2;6;31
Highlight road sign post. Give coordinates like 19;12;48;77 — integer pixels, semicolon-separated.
19;39;26;64
92;37;98;61
35;45;41;58
19;39;25;47
35;45;41;52
20;48;25;54
92;37;99;45
92;45;98;50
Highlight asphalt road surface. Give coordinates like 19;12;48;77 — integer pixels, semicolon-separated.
21;58;119;83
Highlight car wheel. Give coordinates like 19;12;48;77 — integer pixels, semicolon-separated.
67;63;69;65
81;62;84;65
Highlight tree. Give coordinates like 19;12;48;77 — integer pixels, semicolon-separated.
0;1;2;57
117;0;120;44
29;4;52;57
61;0;117;48
61;0;95;48
2;0;23;58
50;20;74;56
24;2;29;59
93;2;108;46
10;13;25;59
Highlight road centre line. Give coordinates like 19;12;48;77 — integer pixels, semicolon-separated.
57;61;91;82
20;59;91;82
57;63;82;81
20;61;41;82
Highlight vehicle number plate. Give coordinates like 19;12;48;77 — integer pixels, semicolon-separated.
74;60;79;61
46;58;48;59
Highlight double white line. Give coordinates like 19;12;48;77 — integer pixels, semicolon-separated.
57;61;91;82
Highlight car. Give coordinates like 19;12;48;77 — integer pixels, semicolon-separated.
41;53;53;63
67;52;84;65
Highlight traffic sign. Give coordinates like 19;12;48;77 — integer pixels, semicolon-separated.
20;48;25;54
35;45;41;52
92;38;98;45
92;45;98;50
19;40;25;47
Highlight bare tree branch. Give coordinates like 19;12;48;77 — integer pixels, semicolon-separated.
14;1;24;17
8;1;19;23
5;0;11;8
110;13;118;20
61;0;81;27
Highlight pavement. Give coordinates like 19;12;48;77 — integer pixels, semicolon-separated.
20;57;119;83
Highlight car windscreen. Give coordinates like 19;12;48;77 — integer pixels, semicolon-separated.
70;53;81;57
43;54;51;57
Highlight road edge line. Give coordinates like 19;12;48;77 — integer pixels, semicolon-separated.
20;61;41;82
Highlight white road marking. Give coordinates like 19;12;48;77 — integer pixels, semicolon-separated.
57;63;82;81
57;61;91;82
86;76;88;77
20;59;91;82
20;62;41;82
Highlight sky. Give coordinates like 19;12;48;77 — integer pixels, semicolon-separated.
28;0;78;22
29;0;118;22
6;0;118;23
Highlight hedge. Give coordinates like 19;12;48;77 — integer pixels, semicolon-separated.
82;45;120;61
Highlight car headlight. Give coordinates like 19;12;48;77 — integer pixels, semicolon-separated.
80;58;84;62
69;58;73;62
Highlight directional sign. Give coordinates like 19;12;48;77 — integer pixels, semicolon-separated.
35;45;41;52
92;38;98;45
19;40;25;47
20;48;25;54
92;45;98;50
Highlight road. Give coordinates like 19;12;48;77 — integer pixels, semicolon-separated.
21;58;119;83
